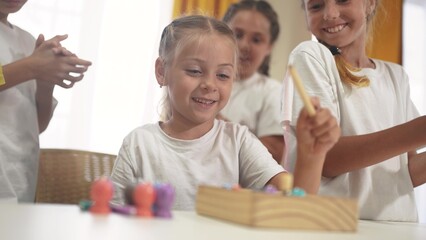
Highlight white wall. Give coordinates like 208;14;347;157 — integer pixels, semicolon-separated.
267;0;311;81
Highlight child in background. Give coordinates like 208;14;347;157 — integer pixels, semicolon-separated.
0;0;92;202
220;0;284;163
110;15;340;210
282;0;426;221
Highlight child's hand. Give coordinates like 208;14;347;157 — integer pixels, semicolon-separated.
296;97;340;158
31;34;92;88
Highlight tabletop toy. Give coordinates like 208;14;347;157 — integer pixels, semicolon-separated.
196;174;358;232
153;183;175;218
90;177;114;214
133;182;156;217
87;179;175;218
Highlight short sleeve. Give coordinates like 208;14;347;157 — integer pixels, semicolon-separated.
238;126;284;189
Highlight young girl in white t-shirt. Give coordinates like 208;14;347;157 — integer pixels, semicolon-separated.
111;14;340;210
282;0;426;222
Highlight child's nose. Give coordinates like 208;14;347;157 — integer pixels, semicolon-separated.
200;76;217;92
239;36;251;50
323;3;340;20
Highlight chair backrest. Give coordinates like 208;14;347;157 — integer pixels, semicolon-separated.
35;149;117;204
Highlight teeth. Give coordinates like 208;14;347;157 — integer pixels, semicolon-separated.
193;98;215;104
325;24;345;33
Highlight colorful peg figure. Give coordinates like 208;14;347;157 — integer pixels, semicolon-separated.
154;183;175;218
90;177;114;214
133;182;156;217
277;173;293;196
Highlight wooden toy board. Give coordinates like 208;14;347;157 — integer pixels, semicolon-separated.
196;185;358;232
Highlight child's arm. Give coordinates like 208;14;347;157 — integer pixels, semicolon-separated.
32;34;91;132
0;34;91;92
408;151;426;187
323;116;426;178
292;98;340;193
269;98;340;194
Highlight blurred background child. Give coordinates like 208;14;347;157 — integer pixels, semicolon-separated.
220;0;284;163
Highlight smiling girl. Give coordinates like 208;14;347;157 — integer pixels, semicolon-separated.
110;15;340;210
282;0;426;221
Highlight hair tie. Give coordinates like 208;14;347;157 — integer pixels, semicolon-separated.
329;46;341;56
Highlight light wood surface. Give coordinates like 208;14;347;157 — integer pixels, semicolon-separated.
196;185;358;232
0;203;425;240
288;65;316;116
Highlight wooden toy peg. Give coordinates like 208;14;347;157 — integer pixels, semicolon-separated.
277;173;293;195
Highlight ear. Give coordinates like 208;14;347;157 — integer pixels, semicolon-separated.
366;0;377;16
155;57;167;87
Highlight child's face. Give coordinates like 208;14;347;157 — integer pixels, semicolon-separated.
227;9;272;80
164;34;236;126
0;0;27;21
303;0;373;50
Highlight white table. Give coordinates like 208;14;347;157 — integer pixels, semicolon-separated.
0;203;425;240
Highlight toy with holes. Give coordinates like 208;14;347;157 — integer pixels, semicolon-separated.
195;173;358;232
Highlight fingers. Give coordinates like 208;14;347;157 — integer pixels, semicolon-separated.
48;34;68;45
52;47;75;56
55;73;85;89
67;57;92;67
57;79;76;89
35;34;45;48
310;108;340;144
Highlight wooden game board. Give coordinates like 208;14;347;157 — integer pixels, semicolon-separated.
196;185;358;232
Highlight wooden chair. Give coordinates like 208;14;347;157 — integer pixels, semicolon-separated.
35;149;117;204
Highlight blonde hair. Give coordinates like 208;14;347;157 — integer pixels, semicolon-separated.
157;15;238;121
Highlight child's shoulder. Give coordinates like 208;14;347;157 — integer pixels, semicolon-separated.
215;119;255;140
292;41;331;57
123;123;160;140
290;41;335;66
372;59;408;80
8;24;35;41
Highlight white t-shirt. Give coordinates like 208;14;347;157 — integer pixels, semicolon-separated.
0;22;39;202
110;119;284;210
281;41;419;222
221;72;283;138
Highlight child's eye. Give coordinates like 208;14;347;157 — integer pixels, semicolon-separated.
234;31;243;40
307;1;323;11
186;69;202;76
217;73;230;80
252;36;262;44
336;0;349;4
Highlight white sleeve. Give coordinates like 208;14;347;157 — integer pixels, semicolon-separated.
238;127;284;189
257;81;284;137
110;138;138;205
281;41;342;172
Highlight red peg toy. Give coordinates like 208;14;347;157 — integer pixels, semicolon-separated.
90;177;114;214
133;183;156;217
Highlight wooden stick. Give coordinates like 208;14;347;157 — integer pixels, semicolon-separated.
288;65;316;116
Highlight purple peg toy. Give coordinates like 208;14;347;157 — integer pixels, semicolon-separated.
154;183;175;218
263;184;278;194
